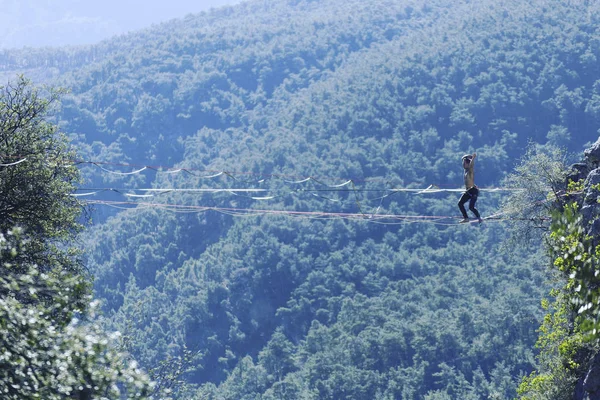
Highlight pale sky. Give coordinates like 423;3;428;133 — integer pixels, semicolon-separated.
0;0;244;49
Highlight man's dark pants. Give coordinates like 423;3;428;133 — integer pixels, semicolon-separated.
458;186;481;219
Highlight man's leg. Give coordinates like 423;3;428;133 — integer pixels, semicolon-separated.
468;188;481;220
458;192;471;220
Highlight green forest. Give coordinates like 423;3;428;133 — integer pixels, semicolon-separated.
2;0;600;398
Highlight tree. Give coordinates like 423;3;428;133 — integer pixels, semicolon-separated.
258;331;297;381
500;144;571;244
516;203;593;400
0;228;152;399
0;75;84;278
0;77;153;399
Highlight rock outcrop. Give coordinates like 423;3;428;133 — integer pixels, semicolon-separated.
572;137;600;400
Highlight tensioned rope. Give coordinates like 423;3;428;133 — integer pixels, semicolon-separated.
0;155;382;183
0;155;526;189
71;185;523;195
71;185;523;206
0;158;27;167
2;154;545;224
84;199;548;225
81;184;573;226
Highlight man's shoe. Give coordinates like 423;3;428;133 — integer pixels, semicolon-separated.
459;218;470;223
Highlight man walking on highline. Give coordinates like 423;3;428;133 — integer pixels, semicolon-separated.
458;153;483;223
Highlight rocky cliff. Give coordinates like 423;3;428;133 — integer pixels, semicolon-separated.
569;137;600;400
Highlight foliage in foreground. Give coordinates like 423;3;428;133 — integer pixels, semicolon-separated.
0;75;85;290
0;228;153;399
518;200;600;398
0;77;153;399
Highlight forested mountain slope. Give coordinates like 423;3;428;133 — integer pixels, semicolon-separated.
3;0;600;398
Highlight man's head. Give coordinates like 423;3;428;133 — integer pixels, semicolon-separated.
462;154;473;168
